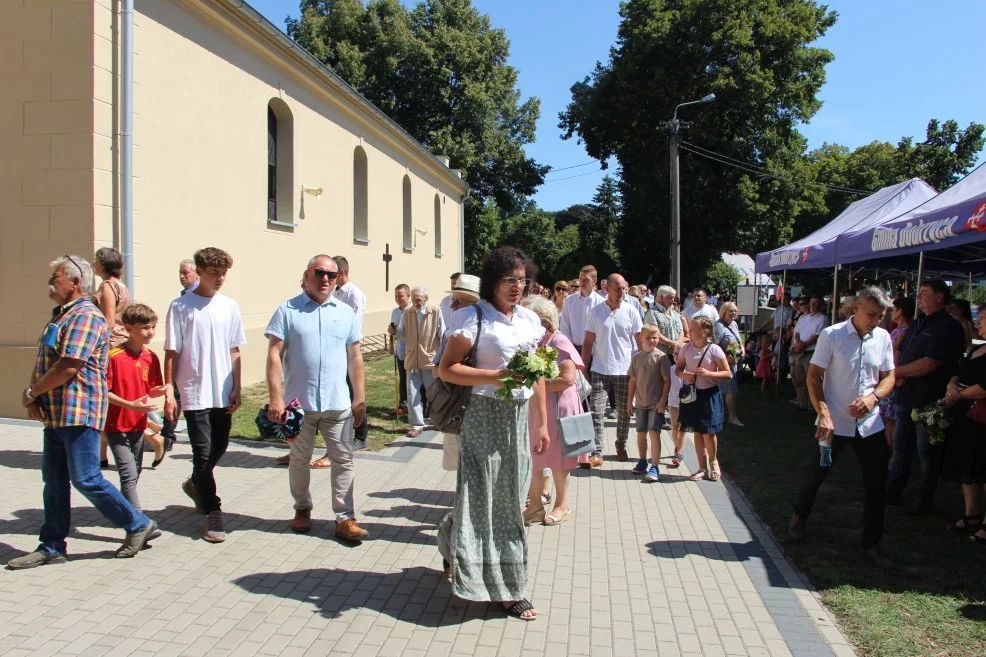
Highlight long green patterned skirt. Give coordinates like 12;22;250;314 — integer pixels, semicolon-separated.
437;394;532;601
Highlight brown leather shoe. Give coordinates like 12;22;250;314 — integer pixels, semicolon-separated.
334;518;369;542
291;509;311;534
615;443;629;461
588;454;604;468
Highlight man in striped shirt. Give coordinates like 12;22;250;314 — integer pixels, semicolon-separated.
10;256;157;569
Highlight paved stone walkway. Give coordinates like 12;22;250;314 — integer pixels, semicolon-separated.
0;418;855;657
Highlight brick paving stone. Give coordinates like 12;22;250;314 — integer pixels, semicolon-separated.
0;420;848;656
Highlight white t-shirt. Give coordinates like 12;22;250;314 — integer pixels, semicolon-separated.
684;303;719;324
586;300;643;376
795;312;828;349
668;363;683;409
164;291;246;410
449;300;544;400
333;281;366;331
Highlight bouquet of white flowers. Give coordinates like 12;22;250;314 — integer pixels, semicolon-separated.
911;402;951;445
496;342;560;401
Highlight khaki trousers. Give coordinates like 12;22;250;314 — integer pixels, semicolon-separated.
792;353;812;408
289;409;355;521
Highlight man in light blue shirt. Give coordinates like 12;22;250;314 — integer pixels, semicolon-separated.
790;287;895;566
265;254;369;542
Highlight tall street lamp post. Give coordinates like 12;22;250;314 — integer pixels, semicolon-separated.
664;93;715;292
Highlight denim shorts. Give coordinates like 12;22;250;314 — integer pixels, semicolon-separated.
635;407;665;433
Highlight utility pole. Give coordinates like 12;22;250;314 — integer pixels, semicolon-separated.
660;93;715;293
668;119;683;293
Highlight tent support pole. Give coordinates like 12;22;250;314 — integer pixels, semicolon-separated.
970;272;974;292
776;269;787;392
915;252;925;320
831;265;838;323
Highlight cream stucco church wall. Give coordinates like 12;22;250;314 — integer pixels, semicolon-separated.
0;0;468;418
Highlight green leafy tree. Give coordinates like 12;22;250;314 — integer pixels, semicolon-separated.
501;209;578;283
588;175;623;267
465;200;502;273
560;0;838;286
287;0;548;268
702;260;742;295
794;120;985;239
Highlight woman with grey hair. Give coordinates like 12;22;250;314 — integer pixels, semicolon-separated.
520;295;585;526
714;302;745;427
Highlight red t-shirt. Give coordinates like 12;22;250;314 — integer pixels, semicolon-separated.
105;346;163;432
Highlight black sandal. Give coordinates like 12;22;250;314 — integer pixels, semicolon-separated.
947;514;983;533
971;531;986;545
504;598;537;621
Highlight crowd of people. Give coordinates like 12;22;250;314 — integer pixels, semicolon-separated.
14;240;985;618
753;280;986;566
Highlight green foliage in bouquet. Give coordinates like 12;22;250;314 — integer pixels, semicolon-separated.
911;403;951;445
496;342;560;401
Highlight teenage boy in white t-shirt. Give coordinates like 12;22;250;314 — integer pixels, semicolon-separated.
164;247;246;543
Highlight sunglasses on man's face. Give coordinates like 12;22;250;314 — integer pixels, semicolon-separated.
312;269;339;280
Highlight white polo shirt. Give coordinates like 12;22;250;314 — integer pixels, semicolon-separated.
333;281;366;332
810;319;894;438
794;312;828;350
559;290;603;346
684;303;718;324
586;300;642;376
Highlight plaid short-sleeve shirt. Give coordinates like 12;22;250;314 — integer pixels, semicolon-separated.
32;297;109;429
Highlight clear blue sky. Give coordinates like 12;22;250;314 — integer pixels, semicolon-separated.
251;0;985;210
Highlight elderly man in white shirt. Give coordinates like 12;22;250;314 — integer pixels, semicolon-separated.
789;287;895;567
790;296;828;410
438;272;461;329
683;288;719;324
581;273;642;466
559;265;603;351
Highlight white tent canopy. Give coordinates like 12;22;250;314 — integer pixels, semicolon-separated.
722;252;772;286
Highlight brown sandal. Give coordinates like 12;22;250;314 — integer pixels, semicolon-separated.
310;456;331;469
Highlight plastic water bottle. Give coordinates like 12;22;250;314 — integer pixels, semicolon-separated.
819;440;833;468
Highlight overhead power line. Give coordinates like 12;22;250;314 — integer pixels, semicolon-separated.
679;141;876;196
542;168;603;184
547;160;599;173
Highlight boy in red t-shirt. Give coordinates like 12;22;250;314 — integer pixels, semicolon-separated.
105;303;165;511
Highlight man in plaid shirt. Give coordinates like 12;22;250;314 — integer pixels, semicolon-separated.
8;256;158;569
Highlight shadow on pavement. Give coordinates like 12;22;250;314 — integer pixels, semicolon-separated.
368;488;455;508
233;566;481;626
0;450;43;471
647;539;794;589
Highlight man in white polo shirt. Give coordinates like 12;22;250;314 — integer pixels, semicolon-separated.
581;273;642;465
789;287;895;568
790;295;828;409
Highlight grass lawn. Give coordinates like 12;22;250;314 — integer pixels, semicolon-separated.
725;379;986;656
230;353;408;451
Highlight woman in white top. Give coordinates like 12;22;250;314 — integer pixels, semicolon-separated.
676;316;731;482
436;246;550;622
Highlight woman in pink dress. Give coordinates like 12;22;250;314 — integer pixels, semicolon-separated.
522;296;586;526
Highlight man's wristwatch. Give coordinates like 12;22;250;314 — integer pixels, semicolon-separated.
872;391;882;402
24;387;35;402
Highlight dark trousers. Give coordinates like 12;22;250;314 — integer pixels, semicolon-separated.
794;430;889;549
347;375;368;441
183;408;231;513
396;356;408;408
161;388;181;442
886;406;942;507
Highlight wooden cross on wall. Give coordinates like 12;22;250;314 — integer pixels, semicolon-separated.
382;243;393;291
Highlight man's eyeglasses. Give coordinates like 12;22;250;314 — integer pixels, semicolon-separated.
501;277;532;289
312;269;339;280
